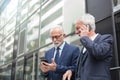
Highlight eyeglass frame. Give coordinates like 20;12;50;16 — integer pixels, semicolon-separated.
51;34;63;39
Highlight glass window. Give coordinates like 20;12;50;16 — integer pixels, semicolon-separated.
0;41;4;65
20;3;28;23
4;16;16;37
21;0;27;6
0;10;7;27
3;31;15;64
0;64;12;80
0;29;4;42
113;0;120;6
40;30;50;47
24;58;33;80
18;29;26;55
28;0;40;16
26;11;39;52
6;0;18;22
15;58;24;80
41;0;63;28
24;54;36;80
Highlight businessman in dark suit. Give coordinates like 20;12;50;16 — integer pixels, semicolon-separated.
40;25;80;80
62;14;113;80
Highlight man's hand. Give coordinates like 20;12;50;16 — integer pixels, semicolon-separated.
49;58;57;71
40;62;50;73
79;25;89;38
62;70;72;80
40;58;57;73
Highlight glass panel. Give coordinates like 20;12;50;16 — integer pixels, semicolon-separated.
0;41;4;65
24;55;36;80
0;29;4;42
41;0;63;28
113;0;120;6
26;11;39;52
18;22;27;55
0;64;12;80
28;0;40;16
18;29;26;55
4;16;16;37
6;0;18;22
21;0;28;6
4;31;15;64
20;3;28;23
15;58;24;80
40;29;51;47
0;10;7;27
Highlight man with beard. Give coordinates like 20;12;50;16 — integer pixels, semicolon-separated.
40;25;80;80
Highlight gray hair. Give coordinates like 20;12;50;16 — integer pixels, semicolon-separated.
50;25;64;34
80;13;96;31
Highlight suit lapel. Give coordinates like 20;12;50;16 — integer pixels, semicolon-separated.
81;51;88;65
81;34;101;65
93;34;101;43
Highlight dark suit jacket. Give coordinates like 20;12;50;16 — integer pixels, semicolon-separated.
76;34;113;80
43;42;80;80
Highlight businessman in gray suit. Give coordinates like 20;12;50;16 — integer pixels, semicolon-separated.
63;14;113;80
40;25;80;80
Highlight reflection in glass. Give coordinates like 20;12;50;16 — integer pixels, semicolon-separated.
15;59;24;80
6;0;18;22
19;29;26;54
28;0;40;16
0;13;6;28
0;42;5;65
0;30;4;42
27;12;39;52
40;30;50;47
4;17;16;37
2;31;14;64
0;64;12;80
113;0;120;6
20;3;28;23
24;56;35;80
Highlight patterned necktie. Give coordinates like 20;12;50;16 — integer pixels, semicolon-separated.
55;47;60;64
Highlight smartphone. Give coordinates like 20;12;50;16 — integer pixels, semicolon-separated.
41;59;48;66
41;59;48;63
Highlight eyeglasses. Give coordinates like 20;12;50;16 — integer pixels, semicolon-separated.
51;34;62;39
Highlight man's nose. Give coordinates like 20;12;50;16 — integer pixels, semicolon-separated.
52;38;57;41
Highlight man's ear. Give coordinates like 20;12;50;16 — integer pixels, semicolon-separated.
86;24;92;31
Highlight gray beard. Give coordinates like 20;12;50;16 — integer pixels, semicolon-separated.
54;43;60;47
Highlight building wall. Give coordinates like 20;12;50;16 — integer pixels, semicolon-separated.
0;0;120;80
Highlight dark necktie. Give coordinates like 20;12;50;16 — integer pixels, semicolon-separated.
55;47;60;64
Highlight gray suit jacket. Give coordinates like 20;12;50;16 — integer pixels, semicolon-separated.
76;34;113;80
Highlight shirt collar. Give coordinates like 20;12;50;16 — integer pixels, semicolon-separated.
55;41;65;50
90;33;98;41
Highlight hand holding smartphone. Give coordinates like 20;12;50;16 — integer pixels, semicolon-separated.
41;59;48;63
41;59;48;66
